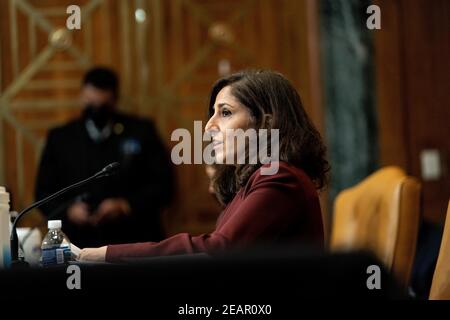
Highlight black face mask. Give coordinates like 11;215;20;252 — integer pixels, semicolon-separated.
83;103;114;129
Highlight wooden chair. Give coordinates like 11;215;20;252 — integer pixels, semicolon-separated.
429;200;450;300
330;167;421;287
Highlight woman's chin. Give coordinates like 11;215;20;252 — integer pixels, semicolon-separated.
214;153;224;164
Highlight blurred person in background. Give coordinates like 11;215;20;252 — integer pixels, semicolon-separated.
35;67;175;248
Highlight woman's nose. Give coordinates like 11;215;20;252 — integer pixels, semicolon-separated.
205;115;218;133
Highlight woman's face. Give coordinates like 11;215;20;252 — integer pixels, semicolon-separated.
205;85;255;164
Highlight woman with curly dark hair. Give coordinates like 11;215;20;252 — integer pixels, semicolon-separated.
79;70;330;262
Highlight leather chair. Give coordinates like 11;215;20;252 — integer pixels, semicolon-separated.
429;200;450;300
330;167;421;287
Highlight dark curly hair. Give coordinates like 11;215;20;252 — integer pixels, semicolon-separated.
208;70;330;205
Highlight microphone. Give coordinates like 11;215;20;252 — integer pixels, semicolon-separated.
95;162;120;178
10;162;120;266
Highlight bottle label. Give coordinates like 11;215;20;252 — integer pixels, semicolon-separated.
41;244;71;266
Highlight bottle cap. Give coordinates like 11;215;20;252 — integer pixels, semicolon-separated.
48;220;62;229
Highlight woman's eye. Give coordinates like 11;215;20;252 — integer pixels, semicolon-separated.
221;109;232;117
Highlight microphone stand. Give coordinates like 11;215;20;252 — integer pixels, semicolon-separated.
10;162;119;267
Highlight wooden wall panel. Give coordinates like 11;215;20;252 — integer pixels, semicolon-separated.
375;0;450;223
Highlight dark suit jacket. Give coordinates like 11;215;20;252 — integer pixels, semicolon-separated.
35;112;175;247
106;162;324;262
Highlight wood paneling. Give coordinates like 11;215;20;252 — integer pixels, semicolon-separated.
375;0;450;223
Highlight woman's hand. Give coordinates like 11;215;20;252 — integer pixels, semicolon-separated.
78;246;107;262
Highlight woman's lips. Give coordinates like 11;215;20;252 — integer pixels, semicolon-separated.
212;141;223;149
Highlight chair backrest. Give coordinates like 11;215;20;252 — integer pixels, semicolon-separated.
330;166;421;287
429;200;450;300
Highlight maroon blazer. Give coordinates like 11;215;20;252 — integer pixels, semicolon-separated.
106;161;324;262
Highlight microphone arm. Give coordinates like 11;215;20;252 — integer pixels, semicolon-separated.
10;162;120;263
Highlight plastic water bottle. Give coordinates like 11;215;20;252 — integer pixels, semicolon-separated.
41;220;72;266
